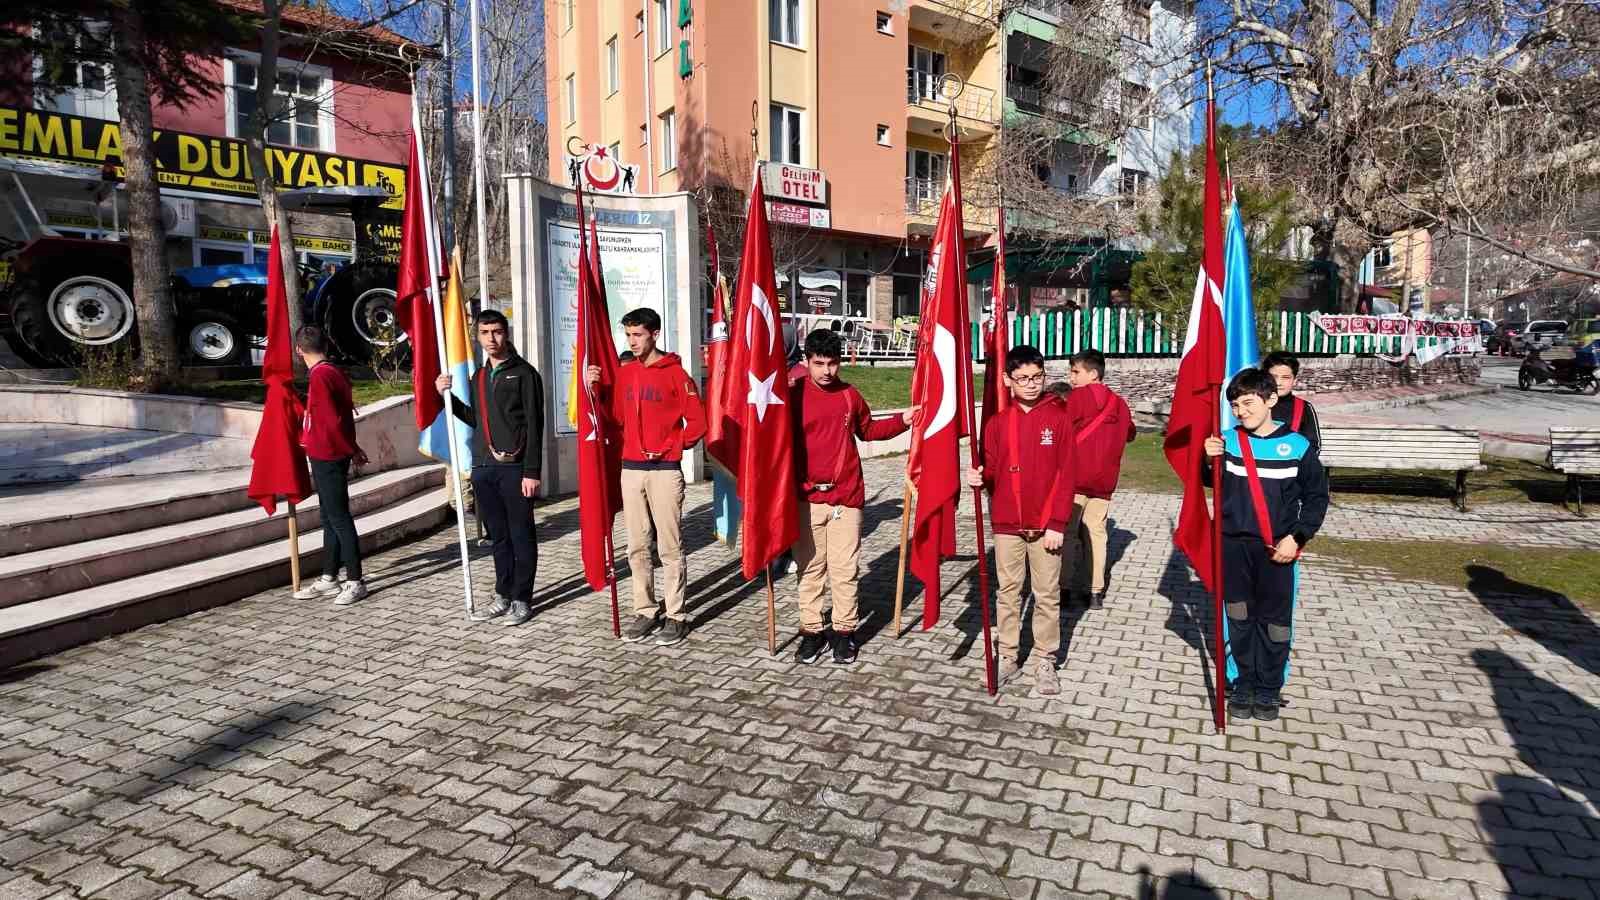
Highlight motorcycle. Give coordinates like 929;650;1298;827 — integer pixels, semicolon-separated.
1519;347;1600;394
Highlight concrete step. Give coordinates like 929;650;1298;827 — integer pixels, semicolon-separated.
0;484;453;667
1;468;255;557
0;423;254;486
0;465;444;607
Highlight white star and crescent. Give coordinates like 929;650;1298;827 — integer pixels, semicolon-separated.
743;282;784;422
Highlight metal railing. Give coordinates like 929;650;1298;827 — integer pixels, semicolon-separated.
905;68;998;122
904;177;943;215
1007;83;1097;123
919;0;999;20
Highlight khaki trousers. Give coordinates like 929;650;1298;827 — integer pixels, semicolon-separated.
1072;495;1111;593
994;532;1062;663
621;468;686;621
792;503;862;633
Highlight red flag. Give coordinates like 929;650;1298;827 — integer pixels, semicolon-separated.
727;169;799;579
906;171;975;628
1163;86;1227;593
573;184;624;592
703;224;735;470
394;130;442;431
981;206;1012;437
247;226;312;515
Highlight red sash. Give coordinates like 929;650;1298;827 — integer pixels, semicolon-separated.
1007;407;1063;535
1074;398;1116;445
1289;396;1305;431
1235;428;1298;558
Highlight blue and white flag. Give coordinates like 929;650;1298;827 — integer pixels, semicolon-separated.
1218;199;1261;431
419;248;476;471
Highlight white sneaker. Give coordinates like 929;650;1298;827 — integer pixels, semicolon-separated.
293;576;340;600
333;580;369;606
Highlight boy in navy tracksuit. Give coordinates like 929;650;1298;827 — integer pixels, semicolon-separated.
1262;351;1322;452
1204;368;1329;722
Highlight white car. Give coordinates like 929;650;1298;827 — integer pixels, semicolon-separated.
1512;320;1570;353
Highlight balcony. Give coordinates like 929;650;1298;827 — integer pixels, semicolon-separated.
1008;83;1098;124
905;177;942;219
908;0;998;43
906;68;998;138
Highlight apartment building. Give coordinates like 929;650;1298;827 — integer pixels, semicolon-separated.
546;0;1190;325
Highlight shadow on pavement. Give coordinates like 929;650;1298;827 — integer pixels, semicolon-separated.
1472;648;1600;896
0;664;54;686
1159;546;1218;723
1466;563;1600;678
1137;865;1224;899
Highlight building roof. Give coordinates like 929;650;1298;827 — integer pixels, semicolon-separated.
216;0;438;57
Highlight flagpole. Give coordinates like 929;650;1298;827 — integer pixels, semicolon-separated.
1207;60;1227;733
948;107;997;697
765;570;777;656
411;75;477;617
892;480;914;636
575;179;623;639
286;501;301;592
468;0;490;313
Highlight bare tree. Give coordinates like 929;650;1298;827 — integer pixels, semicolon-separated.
694;137;826;296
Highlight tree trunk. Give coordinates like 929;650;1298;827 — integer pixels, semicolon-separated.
109;2;180;389
244;1;305;363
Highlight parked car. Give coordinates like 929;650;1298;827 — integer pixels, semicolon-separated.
1510;320;1570;353
1566;317;1600;352
1487;321;1525;355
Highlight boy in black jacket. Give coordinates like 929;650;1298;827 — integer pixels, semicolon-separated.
1261;351;1321;452
1204;368;1329;722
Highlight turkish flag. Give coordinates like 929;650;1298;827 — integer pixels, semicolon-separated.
907;174;974;628
573;184;624;591
394;130;443;431
1164;91;1227;593
727;169;798;579
703;223;736;471
247;226;312;516
981;206;1012;440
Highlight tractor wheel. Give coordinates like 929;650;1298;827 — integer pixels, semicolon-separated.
322;262;406;365
10;263;139;366
181;311;247;367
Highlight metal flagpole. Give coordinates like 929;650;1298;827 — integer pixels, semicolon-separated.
411;76;477;617
1206;62;1227;733
575;178;623;639
441;2;456;254
468;0;490;309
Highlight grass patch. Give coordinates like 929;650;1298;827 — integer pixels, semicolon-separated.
837;365;987;412
135;377;412;408
1312;537;1600;604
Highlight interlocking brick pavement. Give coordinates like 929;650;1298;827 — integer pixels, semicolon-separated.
3;455;1600;898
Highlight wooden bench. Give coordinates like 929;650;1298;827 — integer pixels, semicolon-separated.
1319;425;1486;511
1550;426;1600;514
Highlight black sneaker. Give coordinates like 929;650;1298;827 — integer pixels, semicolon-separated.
796;632;826;664
1227;687;1255;722
655;619;687;646
502;601;533;626
1090;590;1107;610
1254;693;1281;721
623;615;657;643
830;631;858;666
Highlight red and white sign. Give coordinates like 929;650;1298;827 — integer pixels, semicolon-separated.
762;162;828;206
765;201;830;230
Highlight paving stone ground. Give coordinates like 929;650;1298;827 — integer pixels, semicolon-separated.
4;455;1599;899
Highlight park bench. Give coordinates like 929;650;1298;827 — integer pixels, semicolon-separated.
1318;425;1486;511
1549;426;1600;514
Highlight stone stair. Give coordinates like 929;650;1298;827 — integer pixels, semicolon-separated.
0;464;451;665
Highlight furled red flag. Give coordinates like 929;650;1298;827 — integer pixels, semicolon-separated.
703;223;736;470
247;225;312;515
906;167;974;629
393;130;443;431
570;183;624;592
1163;80;1227;594
726;168;799;579
981;205;1012;437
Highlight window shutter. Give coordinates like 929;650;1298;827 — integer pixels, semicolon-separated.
677;0;692;27
679;40;692;78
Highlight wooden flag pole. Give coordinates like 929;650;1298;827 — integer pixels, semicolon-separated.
765;569;777;656
892;480;914;637
286;500;301;592
605;529;621;638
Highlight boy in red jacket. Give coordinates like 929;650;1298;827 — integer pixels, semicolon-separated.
1065;350;1136;609
968;345;1076;695
587;307;706;647
790;329;912;665
292;326;368;606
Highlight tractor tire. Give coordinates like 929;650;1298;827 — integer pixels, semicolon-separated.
181;310;247;367
322;262;405;365
9;263;139;367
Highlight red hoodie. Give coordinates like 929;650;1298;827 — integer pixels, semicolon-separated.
791;377;909;509
300;361;360;462
609;352;706;468
1065;382;1135;499
980;396;1077;535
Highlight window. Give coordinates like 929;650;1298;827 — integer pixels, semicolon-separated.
635;11;645;35
609;141;621;163
195;242;251;268
564;74;576;125
906;148;947;207
908;46;947;103
34;21;117;121
1373;244;1393;268
876;12;893;35
659;109;676;171
1124;0;1150;43
639;123;648;146
771;0;803;47
876;124;891;147
227;52;333;151
654;0;671;54
1119;168;1147;195
1121;81;1151;130
562;0;575;32
606;37;619;95
770;104;803;165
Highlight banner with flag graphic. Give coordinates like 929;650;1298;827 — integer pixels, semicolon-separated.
981;205;1012;440
571;183;624;592
394;130;443;432
906;171;974;629
1218;199;1262;432
419;247;475;470
726;167;798;580
247;225;312;516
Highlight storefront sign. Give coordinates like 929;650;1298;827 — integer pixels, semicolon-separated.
198;225;353;256
799;268;842;312
762;163;827;206
766;201;830;230
0;105;407;209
